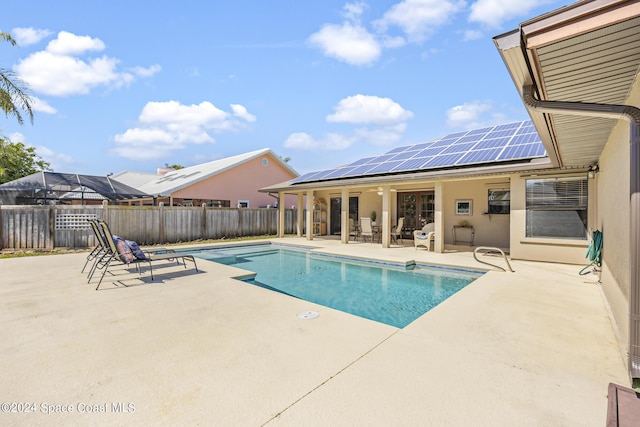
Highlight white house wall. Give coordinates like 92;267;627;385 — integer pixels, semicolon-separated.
598;118;633;349
442;179;511;250
509;174;589;264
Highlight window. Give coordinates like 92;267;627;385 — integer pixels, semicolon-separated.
488;189;510;214
237;200;249;208
525;177;588;240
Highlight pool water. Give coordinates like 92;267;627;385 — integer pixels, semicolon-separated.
194;245;483;328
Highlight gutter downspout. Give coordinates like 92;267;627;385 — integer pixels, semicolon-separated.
523;85;640;380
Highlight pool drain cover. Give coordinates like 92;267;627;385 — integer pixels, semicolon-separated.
297;311;319;319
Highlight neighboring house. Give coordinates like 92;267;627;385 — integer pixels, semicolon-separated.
262;0;640;381
113;148;298;208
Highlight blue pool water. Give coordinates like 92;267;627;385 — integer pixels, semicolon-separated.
194;245;483;328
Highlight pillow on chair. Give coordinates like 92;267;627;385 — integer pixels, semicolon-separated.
113;235;135;263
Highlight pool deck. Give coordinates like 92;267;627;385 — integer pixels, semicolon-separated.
0;237;630;426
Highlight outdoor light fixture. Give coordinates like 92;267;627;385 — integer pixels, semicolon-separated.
587;164;600;179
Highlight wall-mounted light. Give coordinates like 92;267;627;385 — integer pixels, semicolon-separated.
377;191;383;196
587;164;600;179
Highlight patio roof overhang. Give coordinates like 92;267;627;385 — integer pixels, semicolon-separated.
493;0;640;168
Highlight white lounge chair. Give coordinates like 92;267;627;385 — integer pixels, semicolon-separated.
414;223;435;250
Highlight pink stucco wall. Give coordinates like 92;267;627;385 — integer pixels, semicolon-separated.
172;153;296;208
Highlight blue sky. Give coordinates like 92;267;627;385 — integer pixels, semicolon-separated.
1;0;568;176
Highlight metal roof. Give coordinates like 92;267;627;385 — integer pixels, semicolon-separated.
136;148;298;196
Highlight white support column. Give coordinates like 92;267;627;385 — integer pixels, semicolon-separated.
278;191;285;238
381;185;391;248
341;187;349;244
434;182;444;253
306;190;314;240
296;193;304;237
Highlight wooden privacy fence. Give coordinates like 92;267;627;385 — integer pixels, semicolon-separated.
0;203;300;250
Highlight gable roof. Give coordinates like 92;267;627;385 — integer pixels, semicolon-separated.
136;148;298;197
291;120;546;185
110;171;158;189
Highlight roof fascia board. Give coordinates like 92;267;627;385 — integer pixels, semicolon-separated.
522;0;639;48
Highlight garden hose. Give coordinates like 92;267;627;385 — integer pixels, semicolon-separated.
579;230;603;276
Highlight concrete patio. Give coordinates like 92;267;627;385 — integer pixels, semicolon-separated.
0;238;630;426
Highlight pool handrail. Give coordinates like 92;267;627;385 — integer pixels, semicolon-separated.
473;246;514;272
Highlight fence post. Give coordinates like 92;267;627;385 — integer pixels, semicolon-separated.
159;202;165;244
202;204;207;239
48;205;55;249
101;200;109;221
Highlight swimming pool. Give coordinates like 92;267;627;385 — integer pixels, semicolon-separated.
194;244;483;328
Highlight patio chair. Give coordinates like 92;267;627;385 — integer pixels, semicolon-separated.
349;218;359;241
82;219;109;274
414;222;435;250
390;217;404;244
91;221;199;290
360;217;374;242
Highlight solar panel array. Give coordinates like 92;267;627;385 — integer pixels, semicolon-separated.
292;120;546;184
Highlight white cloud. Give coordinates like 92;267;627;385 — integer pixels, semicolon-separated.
30;96;57;114
35;145;75;170
469;0;554;28
230;104;256;122
14;31;159;97
354;123;407;146
11;27;52;46
7;132;74;171
284;132;356;151
130;64;162;78
374;0;466;43
285;94;412;151
46;31;105;55
446;100;508;129
308;22;381;66
343;1;368;22
112;100;256;160
326;94;413;125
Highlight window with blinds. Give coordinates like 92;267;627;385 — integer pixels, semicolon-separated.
525;177;588;239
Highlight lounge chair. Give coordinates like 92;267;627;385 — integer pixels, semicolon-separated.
91;221;198;290
390;217;404;244
82;219;109;274
360;217;374;242
414;223;435;250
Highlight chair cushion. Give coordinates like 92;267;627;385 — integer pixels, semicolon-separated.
126;240;148;260
113;236;135;263
415;233;428;240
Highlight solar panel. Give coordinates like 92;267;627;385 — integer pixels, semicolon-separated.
389;149;423;161
394;157;431;171
292;120;546;184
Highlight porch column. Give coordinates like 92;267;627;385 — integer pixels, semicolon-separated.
296;193;304;237
278;191;285;237
434;182;444;253
381;185;391;248
306;190;314;240
341;187;349;243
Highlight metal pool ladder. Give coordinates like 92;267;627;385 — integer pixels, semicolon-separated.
473;246;514;272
